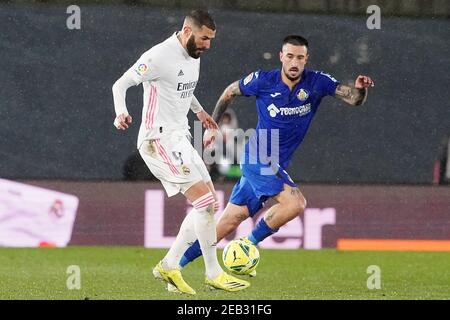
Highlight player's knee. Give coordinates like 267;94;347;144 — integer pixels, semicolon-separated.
219;213;245;234
222;222;238;237
286;197;306;218
226;215;243;230
299;197;307;212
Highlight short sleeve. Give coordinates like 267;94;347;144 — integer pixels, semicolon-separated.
314;71;340;97
127;50;160;85
238;70;262;97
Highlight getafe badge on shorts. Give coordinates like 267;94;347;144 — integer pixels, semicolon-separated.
181;165;191;175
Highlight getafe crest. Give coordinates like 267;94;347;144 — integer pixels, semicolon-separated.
297;88;309;101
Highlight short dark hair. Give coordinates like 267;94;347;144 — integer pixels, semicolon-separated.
187;10;216;31
282;35;308;50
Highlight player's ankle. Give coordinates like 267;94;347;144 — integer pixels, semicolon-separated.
206;268;222;280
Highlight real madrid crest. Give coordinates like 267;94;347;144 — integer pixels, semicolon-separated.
297;88;309;101
181;165;191;175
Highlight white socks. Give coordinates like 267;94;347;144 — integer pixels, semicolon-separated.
163;208;196;270
192;193;222;279
163;192;222;279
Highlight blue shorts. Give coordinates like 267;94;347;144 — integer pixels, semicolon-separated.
229;162;297;217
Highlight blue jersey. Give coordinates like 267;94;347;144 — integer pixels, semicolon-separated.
229;68;340;217
239;68;339;170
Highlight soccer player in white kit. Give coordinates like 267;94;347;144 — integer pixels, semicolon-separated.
111;10;249;294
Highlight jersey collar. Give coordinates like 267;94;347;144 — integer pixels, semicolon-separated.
278;68;307;94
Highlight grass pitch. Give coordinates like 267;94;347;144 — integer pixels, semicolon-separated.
0;247;449;300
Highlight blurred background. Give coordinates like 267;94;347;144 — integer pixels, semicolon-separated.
0;0;449;249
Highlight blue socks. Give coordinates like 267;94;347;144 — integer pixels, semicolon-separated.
179;240;202;268
247;218;278;245
179;218;278;268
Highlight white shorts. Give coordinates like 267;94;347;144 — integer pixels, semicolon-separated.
138;133;211;197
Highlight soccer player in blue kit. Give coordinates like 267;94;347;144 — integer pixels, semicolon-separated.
179;35;374;275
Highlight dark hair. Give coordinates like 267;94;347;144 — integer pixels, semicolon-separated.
282;35;308;49
187;10;216;31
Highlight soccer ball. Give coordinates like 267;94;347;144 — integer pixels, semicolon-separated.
222;239;260;275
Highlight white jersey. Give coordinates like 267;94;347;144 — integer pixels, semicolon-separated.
125;33;200;148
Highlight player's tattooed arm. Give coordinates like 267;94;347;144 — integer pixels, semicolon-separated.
334;84;367;106
334;75;374;106
211;81;242;123
204;81;242;148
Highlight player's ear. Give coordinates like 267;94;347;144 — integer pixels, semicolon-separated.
182;25;192;36
279;51;283;62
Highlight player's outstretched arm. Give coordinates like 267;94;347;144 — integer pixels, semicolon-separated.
203;81;242;148
334;75;374;106
211;81;242;123
191;95;219;130
112;72;136;130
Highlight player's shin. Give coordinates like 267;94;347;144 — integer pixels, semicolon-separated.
163;209;197;270
192;193;222;279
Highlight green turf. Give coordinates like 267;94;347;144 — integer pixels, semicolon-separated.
0;247;449;300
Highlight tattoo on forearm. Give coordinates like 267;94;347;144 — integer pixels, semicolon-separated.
335;84;367;106
212;81;241;122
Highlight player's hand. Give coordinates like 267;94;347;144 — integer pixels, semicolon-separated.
196;110;219;130
355;75;375;89
203;129;218;149
114;113;132;130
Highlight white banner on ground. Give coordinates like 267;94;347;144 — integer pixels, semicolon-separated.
0;179;79;247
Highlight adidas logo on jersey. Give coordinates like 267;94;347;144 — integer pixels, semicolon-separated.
178;70;184;76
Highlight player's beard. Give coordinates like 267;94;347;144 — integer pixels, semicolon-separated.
186;35;204;59
283;68;302;82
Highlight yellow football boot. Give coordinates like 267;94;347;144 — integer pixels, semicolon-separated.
205;272;250;292
152;261;196;295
